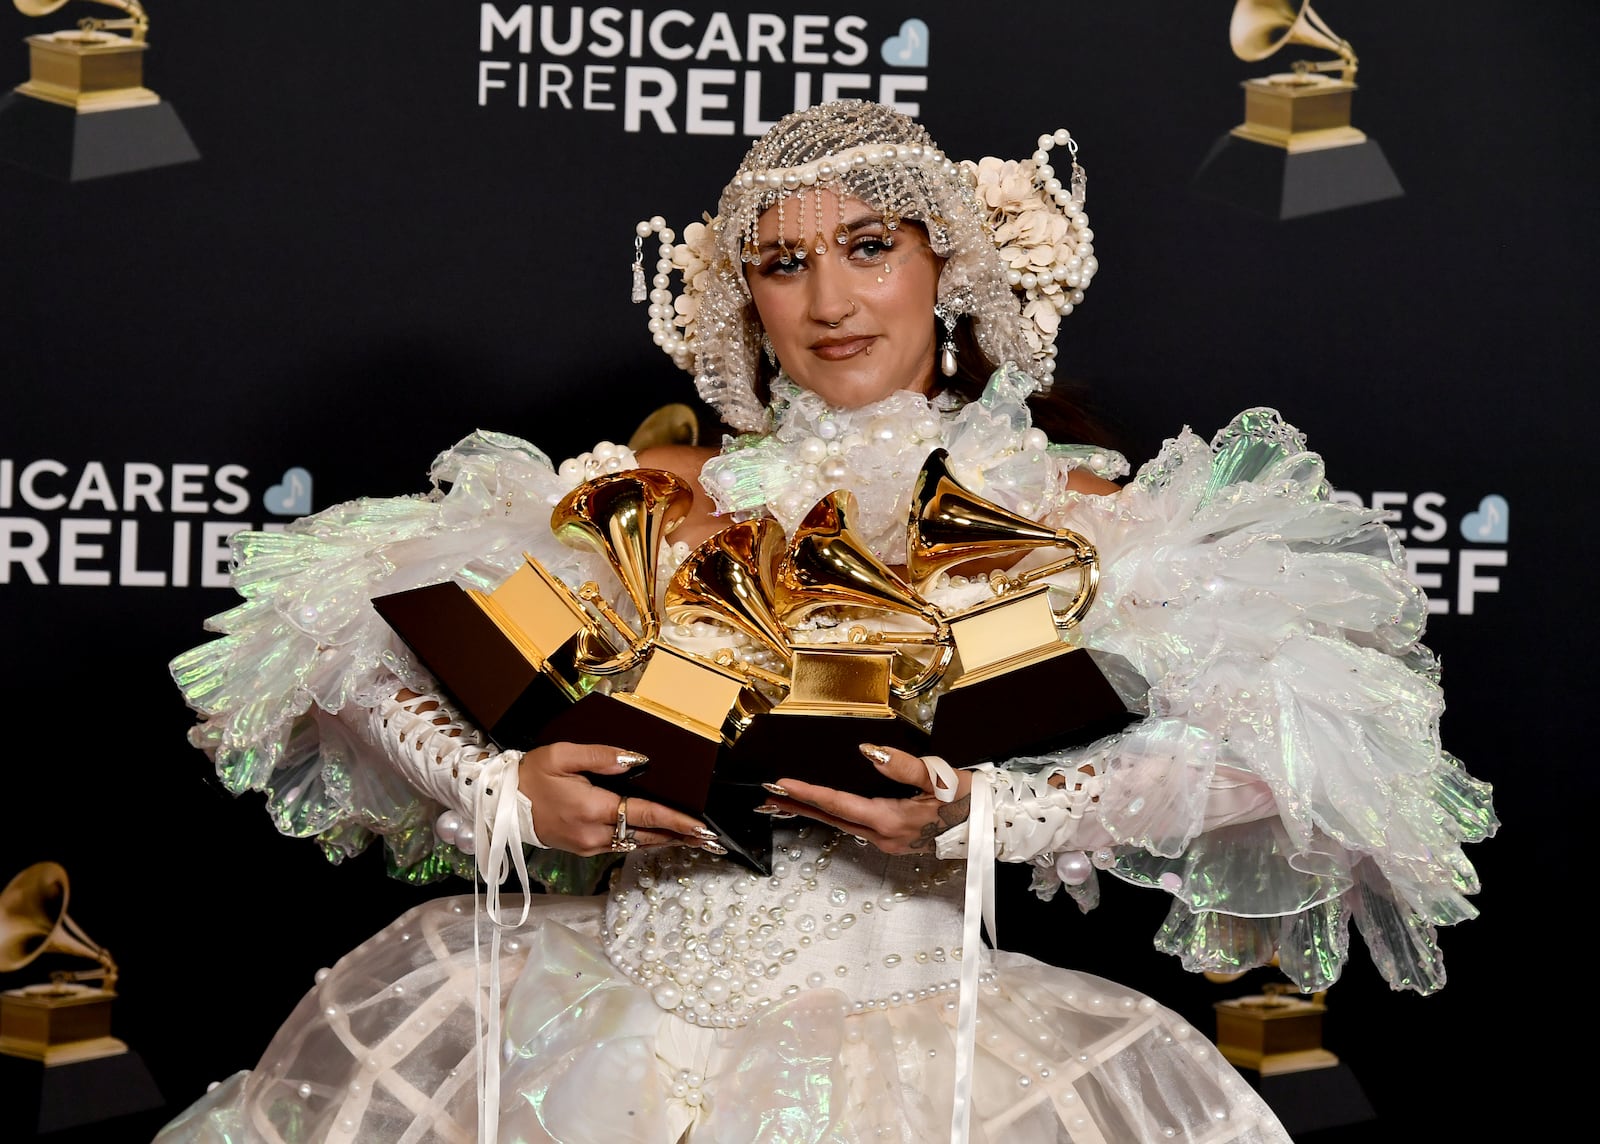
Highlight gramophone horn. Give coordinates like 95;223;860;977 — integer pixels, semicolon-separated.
552;468;693;675
774;490;941;630
13;0;73;16
0;861;115;986
1229;0;1352;67
773;490;952;699
627;402;700;452
906;449;1099;631
12;0;151;43
664;517;792;666
907;449;1083;588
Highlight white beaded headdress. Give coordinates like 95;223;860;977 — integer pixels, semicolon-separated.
632;99;1097;433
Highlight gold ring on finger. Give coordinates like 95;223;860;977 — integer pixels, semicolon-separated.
611;796;637;852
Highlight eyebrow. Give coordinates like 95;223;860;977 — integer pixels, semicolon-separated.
756;212;884;258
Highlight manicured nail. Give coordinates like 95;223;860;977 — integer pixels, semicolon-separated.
754;802;781;814
616;751;649;769
691;827;720;841
700;840;728;856
761;782;790;797
770;811;796;819
859;744;892;765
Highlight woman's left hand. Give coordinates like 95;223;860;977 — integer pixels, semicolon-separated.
764;744;973;855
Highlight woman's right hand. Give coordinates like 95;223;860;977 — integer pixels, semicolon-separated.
516;742;720;856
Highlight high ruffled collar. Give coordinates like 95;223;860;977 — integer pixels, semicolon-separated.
700;365;1127;564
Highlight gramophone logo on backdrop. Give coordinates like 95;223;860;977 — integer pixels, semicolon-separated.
0;0;199;181
1192;1;1403;219
475;6;935;132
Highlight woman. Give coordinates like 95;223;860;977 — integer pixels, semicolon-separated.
158;101;1494;1143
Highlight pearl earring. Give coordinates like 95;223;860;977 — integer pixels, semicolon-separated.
935;304;959;377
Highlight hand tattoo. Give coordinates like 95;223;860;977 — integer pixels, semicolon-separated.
907;793;972;854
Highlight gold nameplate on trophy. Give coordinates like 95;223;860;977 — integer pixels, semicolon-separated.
477;559;596;686
773;643;898;716
944;584;1074;686
611;641;759;743
1213;985;1339;1076
729;640;931;797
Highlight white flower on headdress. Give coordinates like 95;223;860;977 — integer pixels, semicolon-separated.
971;156;1038;215
962;156;1085;368
1025;298;1061;335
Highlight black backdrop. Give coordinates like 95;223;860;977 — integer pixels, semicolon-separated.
1;3;1589;1140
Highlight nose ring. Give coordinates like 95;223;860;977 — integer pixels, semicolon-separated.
825;300;859;328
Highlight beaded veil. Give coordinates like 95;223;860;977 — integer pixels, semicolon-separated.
635;100;1097;432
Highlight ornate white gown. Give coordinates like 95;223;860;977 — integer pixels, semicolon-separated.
156;370;1495;1143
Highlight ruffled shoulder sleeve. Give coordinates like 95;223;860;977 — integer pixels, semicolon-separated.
170;430;615;893
1018;408;1497;994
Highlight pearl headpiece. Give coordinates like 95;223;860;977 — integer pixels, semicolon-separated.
632;99;1097;433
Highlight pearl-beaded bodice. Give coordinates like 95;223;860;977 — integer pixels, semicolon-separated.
602;825;970;1029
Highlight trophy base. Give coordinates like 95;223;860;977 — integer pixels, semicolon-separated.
533;691;773;874
730;709;933;797
1191;130;1403;220
0;90;198;182
929;645;1132;767
1241;1062;1376;1137
0;1045;165;1136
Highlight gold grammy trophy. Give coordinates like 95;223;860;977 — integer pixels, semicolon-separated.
1230;0;1362;152
528;470;780;872
1192;1;1402;218
772;488;955;705
1;861;122;1064
1;862;164;1133
906;449;1130;766
666;513;935;797
377;468;707;748
0;0;199;180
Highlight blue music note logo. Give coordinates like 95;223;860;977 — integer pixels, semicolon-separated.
265;466;314;515
880;19;930;69
1458;494;1508;543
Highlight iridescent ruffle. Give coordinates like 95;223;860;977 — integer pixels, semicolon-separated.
1021;408;1497;994
169;431;618;892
